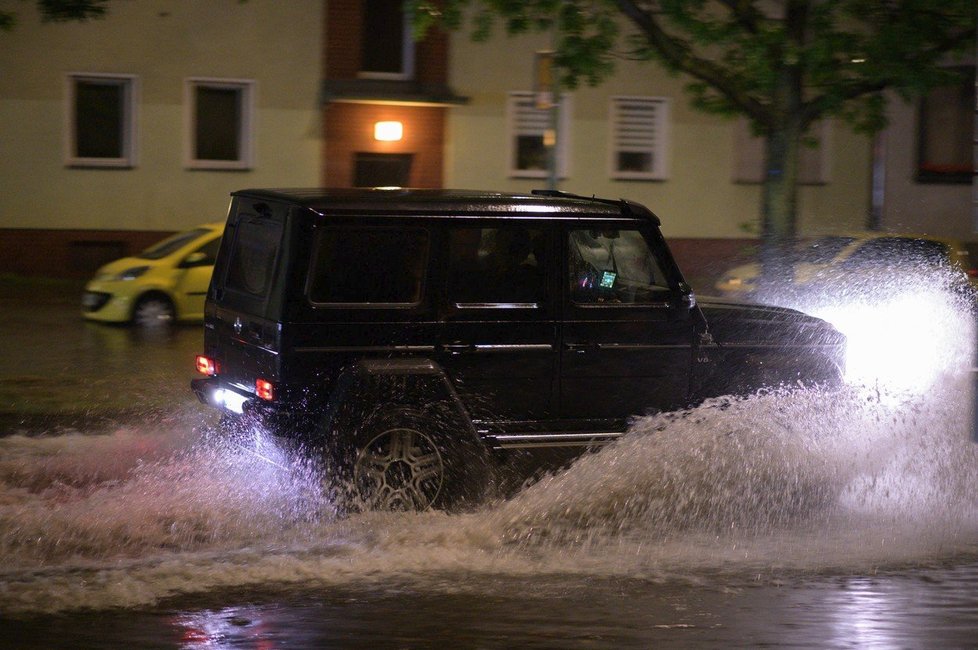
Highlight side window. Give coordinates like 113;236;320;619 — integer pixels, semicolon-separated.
609;96;670;180
185;78;255;170
568;229;670;305
506;91;571;178
66;73;137;168
449;227;548;307
360;0;414;79
226;218;282;298
309;227;427;305
842;238;949;271
193;236;222;266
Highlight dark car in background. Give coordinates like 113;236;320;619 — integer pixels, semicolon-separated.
192;189;846;510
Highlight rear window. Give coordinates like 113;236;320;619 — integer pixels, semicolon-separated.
225;217;282;298
308;227;428;305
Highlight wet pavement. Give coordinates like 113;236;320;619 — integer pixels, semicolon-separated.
2;277;978;648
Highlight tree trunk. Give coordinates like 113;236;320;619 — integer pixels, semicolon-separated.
757;116;803;301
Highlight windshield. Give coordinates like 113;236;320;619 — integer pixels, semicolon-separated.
137;228;211;260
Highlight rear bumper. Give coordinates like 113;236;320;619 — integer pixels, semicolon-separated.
191;377;254;414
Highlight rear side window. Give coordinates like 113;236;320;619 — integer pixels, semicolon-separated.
309;227;428;305
225;217;282;298
448;227;548;307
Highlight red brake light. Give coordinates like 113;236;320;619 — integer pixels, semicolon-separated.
256;378;274;401
195;355;217;376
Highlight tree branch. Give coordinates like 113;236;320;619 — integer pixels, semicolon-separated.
613;0;771;124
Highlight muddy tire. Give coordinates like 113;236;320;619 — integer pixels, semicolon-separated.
344;408;488;512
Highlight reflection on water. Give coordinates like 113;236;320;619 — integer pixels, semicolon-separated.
2;378;978;618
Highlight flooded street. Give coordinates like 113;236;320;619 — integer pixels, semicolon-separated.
3;281;978;648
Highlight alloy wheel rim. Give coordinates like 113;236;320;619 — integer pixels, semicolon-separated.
354;426;444;510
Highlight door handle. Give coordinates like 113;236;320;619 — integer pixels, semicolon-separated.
564;342;597;353
442;343;473;354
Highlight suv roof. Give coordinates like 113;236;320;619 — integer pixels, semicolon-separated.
230;188;661;225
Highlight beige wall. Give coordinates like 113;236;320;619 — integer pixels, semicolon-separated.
445;31;874;240
0;0;322;232
879;95;975;241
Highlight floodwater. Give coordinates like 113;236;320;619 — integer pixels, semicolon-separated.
3;283;978;648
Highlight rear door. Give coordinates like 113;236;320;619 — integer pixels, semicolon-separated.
436;224;557;428
559;225;694;427
204;199;287;394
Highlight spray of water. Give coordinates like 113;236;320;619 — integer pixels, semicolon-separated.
2;277;978;615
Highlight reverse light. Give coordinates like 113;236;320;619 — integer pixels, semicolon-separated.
195;355;217;376
256;378;274;401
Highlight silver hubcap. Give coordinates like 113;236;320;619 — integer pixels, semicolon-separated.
354;426;444;510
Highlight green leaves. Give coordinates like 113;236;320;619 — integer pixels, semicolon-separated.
423;0;974;136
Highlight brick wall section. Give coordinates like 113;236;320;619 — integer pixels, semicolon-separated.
323;103;445;188
325;0;360;79
325;0;447;83
0;229;175;279
415;28;449;84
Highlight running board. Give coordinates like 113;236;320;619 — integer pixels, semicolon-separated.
487;431;625;449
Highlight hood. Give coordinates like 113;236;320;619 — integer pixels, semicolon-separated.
696;295;846;348
91;256;162;281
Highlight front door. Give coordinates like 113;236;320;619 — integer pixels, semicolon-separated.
559;226;694;428
175;234;222;320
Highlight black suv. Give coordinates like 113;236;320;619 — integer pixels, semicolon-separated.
192;189;845;510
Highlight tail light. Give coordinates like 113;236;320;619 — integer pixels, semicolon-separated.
195;355;217;376
256;378;274;401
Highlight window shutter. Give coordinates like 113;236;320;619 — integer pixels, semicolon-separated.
610;96;669;180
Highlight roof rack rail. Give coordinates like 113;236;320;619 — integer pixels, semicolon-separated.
531;189;655;220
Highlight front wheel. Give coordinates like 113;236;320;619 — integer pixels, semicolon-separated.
346;409;488;512
133;294;175;328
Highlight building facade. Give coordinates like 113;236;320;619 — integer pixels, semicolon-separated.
0;1;972;285
0;0;323;276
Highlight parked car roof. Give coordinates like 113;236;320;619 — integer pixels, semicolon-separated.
230;188;661;224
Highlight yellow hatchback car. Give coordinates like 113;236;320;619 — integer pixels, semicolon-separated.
82;223;224;327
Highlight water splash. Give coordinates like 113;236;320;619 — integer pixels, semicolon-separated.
3;378;978;616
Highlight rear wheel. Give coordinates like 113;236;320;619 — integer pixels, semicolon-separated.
344;409;488;512
133;294;175;328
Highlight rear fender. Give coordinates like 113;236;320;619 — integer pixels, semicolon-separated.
320;358;480;447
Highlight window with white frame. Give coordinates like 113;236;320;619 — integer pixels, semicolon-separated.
609;96;670;180
66;73;137;168
185;78;255;170
360;0;414;79
507;91;571;178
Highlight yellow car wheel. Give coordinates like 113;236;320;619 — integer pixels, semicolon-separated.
132;294;175;328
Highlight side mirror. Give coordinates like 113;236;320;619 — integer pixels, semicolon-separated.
677;282;696;311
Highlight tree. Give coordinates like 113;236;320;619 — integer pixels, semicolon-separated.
413;0;975;279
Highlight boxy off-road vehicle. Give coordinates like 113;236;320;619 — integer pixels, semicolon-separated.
192;189;845;510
